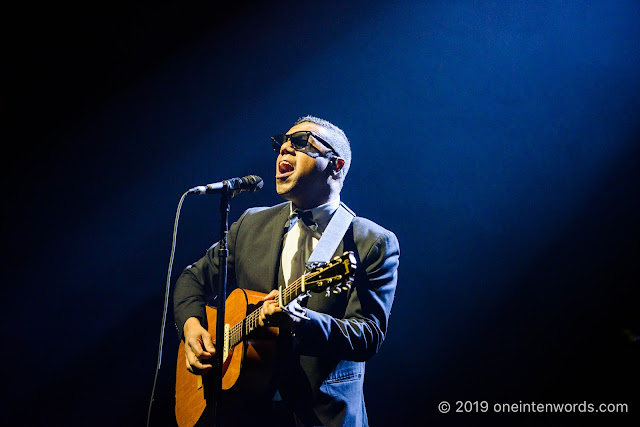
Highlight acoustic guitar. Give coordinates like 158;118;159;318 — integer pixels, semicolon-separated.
175;251;357;427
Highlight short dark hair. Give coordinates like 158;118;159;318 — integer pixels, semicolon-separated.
294;115;351;181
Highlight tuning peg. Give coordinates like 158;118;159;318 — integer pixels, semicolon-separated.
333;287;341;294
325;288;331;297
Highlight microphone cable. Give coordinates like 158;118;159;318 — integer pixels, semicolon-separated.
146;190;189;427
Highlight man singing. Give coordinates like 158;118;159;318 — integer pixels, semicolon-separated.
174;116;400;426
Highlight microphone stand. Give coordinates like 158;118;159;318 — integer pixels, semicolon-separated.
181;175;261;426
211;184;231;426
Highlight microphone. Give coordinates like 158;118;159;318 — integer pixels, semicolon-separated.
188;175;264;195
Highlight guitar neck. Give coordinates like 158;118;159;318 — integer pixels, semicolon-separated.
227;277;309;349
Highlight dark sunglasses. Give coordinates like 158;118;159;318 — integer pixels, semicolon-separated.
271;131;336;155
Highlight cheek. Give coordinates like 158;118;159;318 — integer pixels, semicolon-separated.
296;156;329;180
313;158;330;174
297;157;317;175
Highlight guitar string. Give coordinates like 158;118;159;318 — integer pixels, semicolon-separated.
224;266;331;348
225;259;352;352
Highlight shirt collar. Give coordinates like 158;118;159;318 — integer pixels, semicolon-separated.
289;198;340;233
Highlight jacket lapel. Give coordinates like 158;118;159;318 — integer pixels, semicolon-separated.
266;202;291;290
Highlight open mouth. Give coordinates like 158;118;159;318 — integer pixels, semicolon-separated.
276;160;294;178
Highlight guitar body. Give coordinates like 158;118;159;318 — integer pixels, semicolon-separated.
174;252;357;427
175;288;278;427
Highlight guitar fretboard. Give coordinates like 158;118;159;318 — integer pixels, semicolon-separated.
227;270;320;349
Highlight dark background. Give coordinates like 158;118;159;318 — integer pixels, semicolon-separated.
3;1;638;426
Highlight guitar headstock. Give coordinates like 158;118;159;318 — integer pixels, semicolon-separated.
303;251;357;296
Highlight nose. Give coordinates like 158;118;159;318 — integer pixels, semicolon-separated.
279;139;295;156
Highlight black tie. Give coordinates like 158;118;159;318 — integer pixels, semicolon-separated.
289;209;318;234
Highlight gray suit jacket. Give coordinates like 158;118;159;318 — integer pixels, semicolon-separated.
174;201;400;426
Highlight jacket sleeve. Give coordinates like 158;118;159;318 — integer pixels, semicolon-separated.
291;229;400;361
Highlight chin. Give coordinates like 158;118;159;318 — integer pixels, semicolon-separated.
276;182;294;197
277;175;296;190
276;184;301;204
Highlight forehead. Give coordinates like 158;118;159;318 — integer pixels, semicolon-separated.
288;122;330;140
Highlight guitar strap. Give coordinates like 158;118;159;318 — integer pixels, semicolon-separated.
278;202;355;316
305;201;356;270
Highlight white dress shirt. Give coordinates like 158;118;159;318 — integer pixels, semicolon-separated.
281;198;340;286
